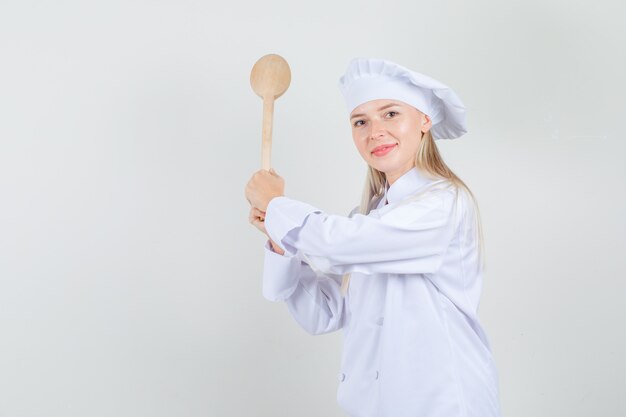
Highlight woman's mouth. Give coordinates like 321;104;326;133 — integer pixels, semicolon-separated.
372;144;397;157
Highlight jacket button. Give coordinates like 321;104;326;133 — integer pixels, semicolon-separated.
374;370;379;380
376;317;384;326
338;372;345;382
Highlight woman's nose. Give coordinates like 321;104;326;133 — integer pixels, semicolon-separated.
369;120;386;140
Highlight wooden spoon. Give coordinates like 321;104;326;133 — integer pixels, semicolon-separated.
250;54;291;171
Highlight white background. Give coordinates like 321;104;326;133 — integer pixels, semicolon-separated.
1;0;624;416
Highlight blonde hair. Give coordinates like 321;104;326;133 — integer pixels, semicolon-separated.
339;129;486;296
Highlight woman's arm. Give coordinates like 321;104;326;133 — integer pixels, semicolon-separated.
262;238;346;335
269;239;285;255
264;188;462;276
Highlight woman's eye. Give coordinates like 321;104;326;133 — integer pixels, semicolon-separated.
353;120;364;127
386;111;398;118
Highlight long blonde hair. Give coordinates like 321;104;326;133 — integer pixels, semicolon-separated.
339;129;486;296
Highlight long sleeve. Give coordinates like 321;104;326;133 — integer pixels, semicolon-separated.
262;239;347;335
264;188;460;276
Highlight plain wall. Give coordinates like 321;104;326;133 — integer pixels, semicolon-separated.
1;0;624;416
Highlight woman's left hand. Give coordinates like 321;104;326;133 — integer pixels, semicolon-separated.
245;168;285;212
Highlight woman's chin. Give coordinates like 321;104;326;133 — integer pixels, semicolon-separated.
369;159;398;173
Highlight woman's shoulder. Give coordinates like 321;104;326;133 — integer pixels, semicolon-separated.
388;181;472;220
397;179;458;206
418;179;473;207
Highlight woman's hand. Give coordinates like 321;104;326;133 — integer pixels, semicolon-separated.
248;206;286;256
245;168;286;255
245;168;285;212
248;206;268;234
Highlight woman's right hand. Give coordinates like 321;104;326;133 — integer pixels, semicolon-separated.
248;207;285;255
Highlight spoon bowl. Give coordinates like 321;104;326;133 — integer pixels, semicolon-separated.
250;54;291;99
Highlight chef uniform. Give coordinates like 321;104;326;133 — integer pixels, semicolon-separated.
259;58;502;417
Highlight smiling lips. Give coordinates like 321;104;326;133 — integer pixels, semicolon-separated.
371;143;397;156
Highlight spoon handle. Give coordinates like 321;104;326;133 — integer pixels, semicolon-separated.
261;95;274;171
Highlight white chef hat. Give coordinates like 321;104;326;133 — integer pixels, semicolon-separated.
338;57;467;140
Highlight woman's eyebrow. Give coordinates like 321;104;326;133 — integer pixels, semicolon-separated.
350;103;400;120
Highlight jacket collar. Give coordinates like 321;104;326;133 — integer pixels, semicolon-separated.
383;166;433;204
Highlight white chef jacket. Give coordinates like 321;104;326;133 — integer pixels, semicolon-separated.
261;167;502;417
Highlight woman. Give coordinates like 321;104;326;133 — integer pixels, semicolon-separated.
245;57;502;417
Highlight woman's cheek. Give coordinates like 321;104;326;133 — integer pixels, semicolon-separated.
359;143;370;158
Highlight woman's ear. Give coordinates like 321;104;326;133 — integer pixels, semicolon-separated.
421;114;433;133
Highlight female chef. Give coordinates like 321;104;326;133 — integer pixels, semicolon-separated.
245;57;502;417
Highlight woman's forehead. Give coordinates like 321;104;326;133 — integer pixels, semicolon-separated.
350;99;419;117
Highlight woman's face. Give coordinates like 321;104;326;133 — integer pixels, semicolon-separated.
350;99;432;185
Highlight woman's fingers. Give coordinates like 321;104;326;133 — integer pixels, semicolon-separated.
249;207;265;217
254;207;266;220
248;207;267;234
